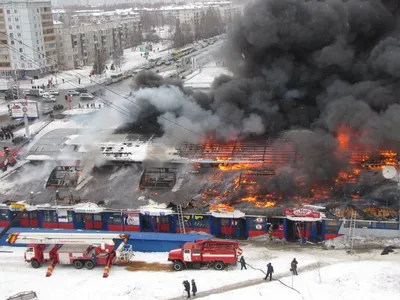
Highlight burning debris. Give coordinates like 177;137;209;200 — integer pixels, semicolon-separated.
112;0;400;212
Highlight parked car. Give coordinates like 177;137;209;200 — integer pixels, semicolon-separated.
48;89;59;95
104;78;113;85
14;119;25;126
53;104;64;110
80;93;94;100
145;65;152;70
75;87;87;93
42;108;54;115
165;61;172;65
156;60;164;66
67;90;80;96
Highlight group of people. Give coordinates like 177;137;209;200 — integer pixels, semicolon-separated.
182;279;197;298
1;128;14;140
78;103;102;109
239;256;299;281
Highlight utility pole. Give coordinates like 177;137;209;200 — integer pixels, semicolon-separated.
14;69;30;137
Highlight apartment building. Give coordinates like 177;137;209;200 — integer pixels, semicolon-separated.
55;15;141;70
0;0;57;79
138;1;241;28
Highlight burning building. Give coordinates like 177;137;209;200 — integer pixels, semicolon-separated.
1;0;400;224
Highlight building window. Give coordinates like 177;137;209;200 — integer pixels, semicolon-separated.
37;9;39;13
17;33;21;37
21;63;25;68
14;10;17;13
6;10;10;14
8;25;12;30
19;48;22;52
9;33;13;38
43;211;57;222
10;40;14;45
37;47;39;51
7;17;11;22
16;25;20;29
20;55;24;60
15;18;18;22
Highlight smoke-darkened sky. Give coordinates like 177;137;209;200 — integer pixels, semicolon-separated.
124;0;400;198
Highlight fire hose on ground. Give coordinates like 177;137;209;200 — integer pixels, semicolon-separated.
243;262;305;300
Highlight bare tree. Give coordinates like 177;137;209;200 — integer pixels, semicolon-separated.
144;32;161;44
181;23;194;45
112;49;123;71
130;31;143;50
173;19;184;48
92;49;107;75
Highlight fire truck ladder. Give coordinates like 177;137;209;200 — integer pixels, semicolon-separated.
46;245;62;277
103;234;131;278
177;205;186;234
346;210;357;254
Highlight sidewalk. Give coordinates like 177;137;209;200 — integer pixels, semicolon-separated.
0;40;173;91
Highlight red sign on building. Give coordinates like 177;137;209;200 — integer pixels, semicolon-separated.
284;208;320;218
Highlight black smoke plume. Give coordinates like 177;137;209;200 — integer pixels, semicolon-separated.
123;0;400;201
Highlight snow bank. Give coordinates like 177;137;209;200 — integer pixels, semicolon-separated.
324;235;400;250
205;260;400;300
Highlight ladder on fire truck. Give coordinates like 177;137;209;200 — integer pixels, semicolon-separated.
6;232;132;278
177;205;186;234
346;210;357;254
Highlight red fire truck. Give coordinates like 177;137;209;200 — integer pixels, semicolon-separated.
168;239;243;271
0;146;22;172
7;232;133;278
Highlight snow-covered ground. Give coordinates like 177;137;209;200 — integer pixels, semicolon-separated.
0;41;172;92
14;121;48;138
0;241;399;300
185;62;232;89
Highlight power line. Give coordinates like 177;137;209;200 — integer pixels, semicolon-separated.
2;40;187;145
0;32;207;140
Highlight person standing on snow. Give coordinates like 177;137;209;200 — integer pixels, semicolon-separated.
264;262;274;281
291;258;298;275
183;280;191;298
191;279;197;297
239;256;247;270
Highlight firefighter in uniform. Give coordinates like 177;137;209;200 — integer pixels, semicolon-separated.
183;280;191;298
239;256;247;270
264;263;274;281
191;279;197;297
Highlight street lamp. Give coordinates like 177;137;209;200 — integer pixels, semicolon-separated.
382;165;400;223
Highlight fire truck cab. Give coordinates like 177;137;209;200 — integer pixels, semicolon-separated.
168;239;242;271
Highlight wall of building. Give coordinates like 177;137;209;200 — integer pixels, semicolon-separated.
0;0;56;79
56;16;141;70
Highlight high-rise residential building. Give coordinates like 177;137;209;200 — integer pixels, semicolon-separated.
54;12;141;70
0;0;57;79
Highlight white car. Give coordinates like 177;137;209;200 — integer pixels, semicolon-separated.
80;93;94;100
67;90;80;96
48;89;59;95
42;107;54;115
42;93;56;102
